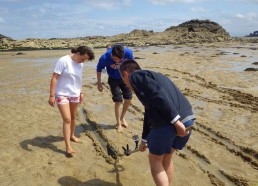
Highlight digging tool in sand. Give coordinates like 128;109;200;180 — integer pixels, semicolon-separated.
122;125;193;156
122;134;140;156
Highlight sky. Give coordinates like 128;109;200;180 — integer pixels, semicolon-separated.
0;0;258;40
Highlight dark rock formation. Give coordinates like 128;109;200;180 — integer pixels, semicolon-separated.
244;68;258;71
246;31;258;37
128;29;153;36
166;19;228;34
164;19;230;43
0;34;10;39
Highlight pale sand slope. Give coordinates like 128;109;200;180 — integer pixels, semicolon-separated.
0;42;257;186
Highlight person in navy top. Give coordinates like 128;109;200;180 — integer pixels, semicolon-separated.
119;59;196;186
96;44;134;133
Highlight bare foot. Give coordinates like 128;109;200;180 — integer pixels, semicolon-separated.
116;125;123;133
70;136;80;143
66;148;75;157
121;118;128;128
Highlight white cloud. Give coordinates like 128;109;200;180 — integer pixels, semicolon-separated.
227;0;258;3
0;16;5;23
81;0;132;10
218;11;258;36
123;0;132;6
148;0;206;5
191;7;208;12
0;0;23;2
39;8;46;14
234;12;257;20
219;18;232;25
245;12;257;20
25;22;38;26
92;2;116;10
234;13;245;19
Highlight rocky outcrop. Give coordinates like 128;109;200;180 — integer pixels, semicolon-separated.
0;34;10;39
167;19;228;34
164;19;230;44
246;30;258;37
0;19;252;51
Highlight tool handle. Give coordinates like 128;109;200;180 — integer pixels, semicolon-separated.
128;148;140;155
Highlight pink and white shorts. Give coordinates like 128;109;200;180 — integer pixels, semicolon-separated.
56;96;80;105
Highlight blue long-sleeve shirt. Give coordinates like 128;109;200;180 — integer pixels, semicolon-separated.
129;70;196;140
96;47;134;79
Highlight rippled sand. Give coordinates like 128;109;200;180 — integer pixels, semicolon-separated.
0;42;257;186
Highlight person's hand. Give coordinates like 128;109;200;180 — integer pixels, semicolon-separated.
48;96;55;107
139;141;148;152
80;93;84;103
97;82;103;92
174;120;188;137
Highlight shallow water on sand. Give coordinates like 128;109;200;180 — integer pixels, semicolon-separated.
133;44;258;72
10;44;258;72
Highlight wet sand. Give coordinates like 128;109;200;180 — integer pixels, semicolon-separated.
0;42;257;186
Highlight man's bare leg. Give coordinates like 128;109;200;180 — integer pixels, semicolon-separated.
162;149;176;184
120;99;131;128
115;102;123;132
149;153;169;186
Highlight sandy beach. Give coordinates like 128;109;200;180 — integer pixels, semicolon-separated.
0;42;257;186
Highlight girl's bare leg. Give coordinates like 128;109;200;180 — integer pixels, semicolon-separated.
58;103;75;154
69;103;80;142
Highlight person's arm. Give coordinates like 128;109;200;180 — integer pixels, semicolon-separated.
96;57;105;92
80;92;84;103
48;73;59;107
139;109;150;152
97;72;103;92
174;120;188;137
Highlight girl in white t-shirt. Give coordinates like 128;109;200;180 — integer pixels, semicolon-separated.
48;46;95;157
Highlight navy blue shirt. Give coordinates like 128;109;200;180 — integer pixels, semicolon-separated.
129;70;195;140
97;47;134;79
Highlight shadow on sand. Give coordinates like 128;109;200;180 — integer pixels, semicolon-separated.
20;125;85;157
58;177;119;186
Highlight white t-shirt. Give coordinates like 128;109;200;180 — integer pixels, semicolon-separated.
54;55;83;97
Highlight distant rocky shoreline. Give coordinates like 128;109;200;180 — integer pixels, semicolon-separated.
1;19;258;51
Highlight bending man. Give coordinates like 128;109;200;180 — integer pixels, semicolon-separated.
96;44;134;133
119;59;196;186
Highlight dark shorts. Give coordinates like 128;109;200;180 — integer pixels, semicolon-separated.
108;77;132;102
147;120;194;156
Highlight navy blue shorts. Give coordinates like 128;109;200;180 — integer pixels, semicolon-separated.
108;77;132;102
147;120;194;155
